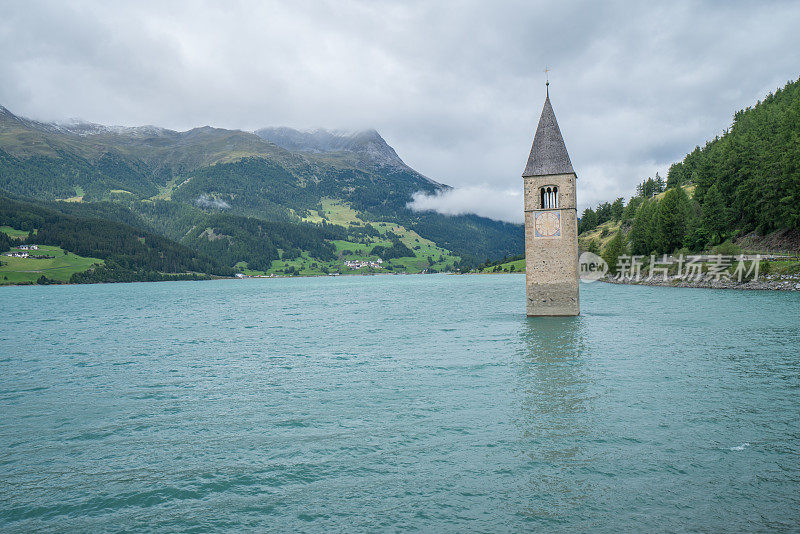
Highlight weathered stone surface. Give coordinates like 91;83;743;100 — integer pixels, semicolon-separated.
523;97;579;316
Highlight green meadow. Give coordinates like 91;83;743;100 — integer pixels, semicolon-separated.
1;226;31;239
0;244;103;285
240;198;460;276
479;258;525;273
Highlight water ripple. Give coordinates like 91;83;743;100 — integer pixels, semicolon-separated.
1;276;799;531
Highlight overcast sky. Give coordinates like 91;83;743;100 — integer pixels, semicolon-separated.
2;1;799;222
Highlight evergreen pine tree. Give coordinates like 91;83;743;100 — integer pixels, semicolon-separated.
629;200;650;255
700;183;730;244
622;196;643;221
579;208;598;233
611;197;625;220
655;187;690;253
655;172;666;193
602;230;627;274
666;162;684;189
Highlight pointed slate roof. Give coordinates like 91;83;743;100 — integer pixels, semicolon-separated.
522;94;575;177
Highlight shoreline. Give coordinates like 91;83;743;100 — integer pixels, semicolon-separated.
468;270;800;292
5;269;799;291
601;273;800;291
0;270;454;288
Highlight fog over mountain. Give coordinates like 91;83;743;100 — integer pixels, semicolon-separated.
255;128;402;163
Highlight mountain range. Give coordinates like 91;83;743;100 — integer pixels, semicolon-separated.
0;105;523;282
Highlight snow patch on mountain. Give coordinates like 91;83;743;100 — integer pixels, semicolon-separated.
52;119;171;138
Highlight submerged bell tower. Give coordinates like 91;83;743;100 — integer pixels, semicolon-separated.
522;83;579;316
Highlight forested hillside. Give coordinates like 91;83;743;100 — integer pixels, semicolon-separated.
1;192;409;282
578;76;800;265
666;79;800;233
0;106;523;274
0;196;231;283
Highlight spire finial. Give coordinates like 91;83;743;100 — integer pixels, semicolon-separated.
544;66;550;97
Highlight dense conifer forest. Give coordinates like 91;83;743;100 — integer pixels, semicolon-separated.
579;76;800;259
0;196;232;282
0;105;525;277
2;77;797;283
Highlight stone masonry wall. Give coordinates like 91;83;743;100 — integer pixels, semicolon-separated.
524;173;579;316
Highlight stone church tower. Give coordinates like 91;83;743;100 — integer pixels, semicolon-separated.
522;85;579;316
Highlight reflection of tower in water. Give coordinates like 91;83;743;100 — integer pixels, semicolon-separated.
515;317;596;521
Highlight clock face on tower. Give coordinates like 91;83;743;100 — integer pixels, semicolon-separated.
534;211;561;238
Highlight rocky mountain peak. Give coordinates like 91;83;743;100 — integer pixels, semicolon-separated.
253;127;408;169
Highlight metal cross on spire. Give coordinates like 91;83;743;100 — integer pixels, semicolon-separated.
544;66;550;97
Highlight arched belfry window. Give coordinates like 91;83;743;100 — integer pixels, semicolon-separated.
540;186;559;209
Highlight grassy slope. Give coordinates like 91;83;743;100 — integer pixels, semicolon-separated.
578;220;622;250
0;244;103;285
578;183;697;251
55;186;85;202
301;198;360;226
0;226;29;238
243;197;460;276
151;176;183;201
769;261;800;275
0;119;288;173
478;258;525;273
578;183;800;256
1;112;521;269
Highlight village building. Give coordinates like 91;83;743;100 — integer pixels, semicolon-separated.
344;259;384;269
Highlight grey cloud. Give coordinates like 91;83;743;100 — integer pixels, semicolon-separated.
1;1;799;214
408;186;522;224
195;194;230;210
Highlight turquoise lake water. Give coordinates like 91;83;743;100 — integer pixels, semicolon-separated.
1;275;799;532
